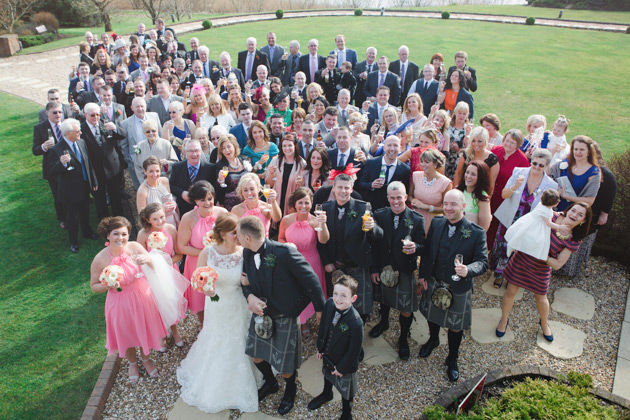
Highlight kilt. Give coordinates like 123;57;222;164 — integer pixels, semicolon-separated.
374;271;417;313
245;315;302;374
323;366;357;400
340;266;372;315
419;278;472;330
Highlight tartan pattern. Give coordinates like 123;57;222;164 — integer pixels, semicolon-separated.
245;315;302;374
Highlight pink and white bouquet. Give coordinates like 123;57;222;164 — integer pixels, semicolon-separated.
100;265;124;292
202;230;216;247
191;266;220;301
147;231;168;251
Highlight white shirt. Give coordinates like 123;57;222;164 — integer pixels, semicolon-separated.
160;95;171;112
382;156;398;183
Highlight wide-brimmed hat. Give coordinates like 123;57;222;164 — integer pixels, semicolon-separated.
113;38;128;50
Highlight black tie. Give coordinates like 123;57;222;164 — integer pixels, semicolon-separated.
384;164;392;183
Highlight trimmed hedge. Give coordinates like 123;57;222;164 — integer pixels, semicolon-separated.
276;9;284;19
19;33;55;48
354;9;363;16
202;20;212;29
441;11;450;19
526;16;536;25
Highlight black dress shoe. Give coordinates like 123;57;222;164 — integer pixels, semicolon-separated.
277;393;296;415
70;244;79;253
257;380;279;401
358;348;364;362
369;320;389;338
307;390;334;410
59;221;67;230
84;233;100;240
419;338;439;358
445;358;459;382
398;337;410;360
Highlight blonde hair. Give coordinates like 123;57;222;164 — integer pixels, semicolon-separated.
381;107;399;131
464;127;489;163
526;114;547;132
452;102;470;123
207;93;227;116
236;172;260;200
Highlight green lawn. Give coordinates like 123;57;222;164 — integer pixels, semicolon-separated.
405;5;630;24
18;10;223;54
0;94;107;420
187;16;630;158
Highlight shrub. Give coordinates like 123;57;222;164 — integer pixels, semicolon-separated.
526;16;536;25
202;20;212;29
33;0;101;27
15;22;37;36
626;26;630;33
276;9;284;19
441;11;450;19
354;8;363;16
31;12;59;33
19;33;55;48
605;149;630;259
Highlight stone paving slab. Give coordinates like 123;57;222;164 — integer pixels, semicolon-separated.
297;355;342;401
626;292;630;323
471;307;515;344
613;357;630;400
410;311;448;346
362;325;398;366
240;411;282;419
551;287;595;320
617;321;630;362
536;320;586;359
481;277;524;300
168;398;230;420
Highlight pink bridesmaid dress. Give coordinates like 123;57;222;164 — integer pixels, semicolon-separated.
284;215;326;324
104;249;168;355
146;228;178;270
183;209;216;313
242;202;271;238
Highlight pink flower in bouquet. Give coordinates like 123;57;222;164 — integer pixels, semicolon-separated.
202;230;216;247
191;266;220;301
147;231;168;251
100;265;124;292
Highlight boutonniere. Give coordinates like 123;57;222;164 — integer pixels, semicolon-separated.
339;322;349;332
533;188;543;197
460;227;472;240
115;109;122;117
348;210;357;220
559;161;569;171
264;254;277;268
133;145;141;154
256;55;260;60
404;218;413;229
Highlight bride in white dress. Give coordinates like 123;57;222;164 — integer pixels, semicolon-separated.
177;213;261;413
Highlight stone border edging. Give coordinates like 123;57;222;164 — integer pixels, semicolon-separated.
419;364;630;419
80;354;120;420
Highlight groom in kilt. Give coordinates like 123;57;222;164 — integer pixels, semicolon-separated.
238;216;326;415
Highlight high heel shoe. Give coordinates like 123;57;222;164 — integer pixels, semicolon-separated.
496;318;509;338
128;361;139;383
539;320;554;342
142;358;158;378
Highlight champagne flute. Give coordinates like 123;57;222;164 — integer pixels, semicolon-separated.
262;184;272;213
254;297;267;323
131;250;145;277
63;150;74;171
220;166;229;188
314;204;324;232
452;254;464;282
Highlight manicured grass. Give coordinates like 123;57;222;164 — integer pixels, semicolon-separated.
0;94;107;420
18;10;224;54
188;16;630;158
405;5;630;24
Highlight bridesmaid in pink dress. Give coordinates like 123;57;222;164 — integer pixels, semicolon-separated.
137;202;185;347
278;187;329;336
409;148;452;233
90;217;167;382
231;172;282;237
177;181;228;327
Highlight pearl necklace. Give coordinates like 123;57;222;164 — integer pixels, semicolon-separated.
422;175;438;188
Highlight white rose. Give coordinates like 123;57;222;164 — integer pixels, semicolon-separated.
559;162;569;170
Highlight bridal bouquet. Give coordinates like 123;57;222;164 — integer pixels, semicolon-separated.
202;230;216;247
100;265;124;292
191;266;220;301
147;231;168;251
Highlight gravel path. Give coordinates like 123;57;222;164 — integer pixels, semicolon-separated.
102;257;628;420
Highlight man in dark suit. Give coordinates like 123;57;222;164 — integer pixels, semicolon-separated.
278;40;301;86
147;78;183;124
408;64;440;117
288;71;307;108
181;60;207;91
185;37;200;67
388;45;420;106
158;29;186;55
260;32;285;77
363;56;400;106
358;136;410;210
68;62;93;102
76;76;106;109
317;173;383;324
238;215;325;415
169;140;216;215
330;34;358;69
296;39;326;85
297;119;319;159
211;51;246;92
229;103;253;150
33;102;67;227
370;182;425;360
38;89;79;123
315;55;342;105
198;46;219;79
363;86;392;134
154;18;176;39
48;118;100;253
327;126;367;171
447;50;477;93
113;65;131;106
237;37;271;82
82;103;125;219
352;46;377;108
100;86;127;126
418;189;488;382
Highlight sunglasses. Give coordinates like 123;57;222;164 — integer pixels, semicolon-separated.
531;162;545;168
145;129;157;133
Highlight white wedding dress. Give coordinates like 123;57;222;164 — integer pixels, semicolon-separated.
177;246;261;413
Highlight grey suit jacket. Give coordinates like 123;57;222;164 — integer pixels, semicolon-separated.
146;94;183;125
260;44;285;76
337;105;359;126
119;112;162;163
100;102;127;127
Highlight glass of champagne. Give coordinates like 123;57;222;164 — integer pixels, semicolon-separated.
452;254;464;282
255;297;267;324
295;174;303;186
220;166;229;188
262;184;272;213
362;202;372;232
402;234;413;254
63;150;74;171
314;204;324;232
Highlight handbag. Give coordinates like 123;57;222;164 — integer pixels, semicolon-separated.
380;265;399;288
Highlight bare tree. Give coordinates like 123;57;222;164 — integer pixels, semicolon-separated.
345;0;368;8
139;0;164;22
88;0;115;31
0;0;41;33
